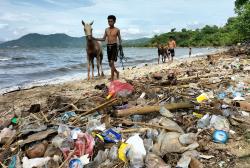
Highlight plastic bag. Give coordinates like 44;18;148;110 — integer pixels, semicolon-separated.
0;128;16;144
107;80;134;99
209;115;230;131
196;93;209;103
126;134;146;168
77;133;95;158
118;142;130;162
197;114;210;129
159;117;184;133
144;138;153;153
108;145;118;160
57;125;71;138
22;157;50;168
94;149;109;164
179;133;197;145
153;131;199;156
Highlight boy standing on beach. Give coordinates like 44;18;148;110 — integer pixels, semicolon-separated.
94;15;122;81
168;36;176;61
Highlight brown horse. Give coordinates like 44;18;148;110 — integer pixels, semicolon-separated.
82;20;104;80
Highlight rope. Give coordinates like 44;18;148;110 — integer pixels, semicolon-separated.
118;45;128;70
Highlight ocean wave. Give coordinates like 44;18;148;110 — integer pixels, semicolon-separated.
0;72;86;95
0;56;10;61
0;58;10;61
11;56;30;61
0;62;45;68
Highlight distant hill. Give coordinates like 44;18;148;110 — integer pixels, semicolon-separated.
122;37;151;47
0;33;86;48
0;33;151;48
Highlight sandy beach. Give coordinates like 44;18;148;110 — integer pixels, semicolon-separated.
0;53;212;112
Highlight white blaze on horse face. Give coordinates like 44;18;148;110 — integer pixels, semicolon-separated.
83;23;93;37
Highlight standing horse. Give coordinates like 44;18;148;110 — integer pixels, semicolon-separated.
82;20;104;80
158;44;166;64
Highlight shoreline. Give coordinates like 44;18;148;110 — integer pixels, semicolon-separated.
0;47;224;96
0;50;223;112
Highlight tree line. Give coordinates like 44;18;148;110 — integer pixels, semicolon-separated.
144;0;250;47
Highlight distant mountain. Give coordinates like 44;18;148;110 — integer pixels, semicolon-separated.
123;37;151;47
0;33;86;48
0;33;151;48
0;41;4;44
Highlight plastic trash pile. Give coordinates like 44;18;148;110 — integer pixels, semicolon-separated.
0;45;250;168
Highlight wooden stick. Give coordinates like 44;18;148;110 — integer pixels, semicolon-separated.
58;150;75;168
115;102;193;117
30;113;42;121
120;127;150;133
71;98;118;125
41;111;49;122
0;161;7;168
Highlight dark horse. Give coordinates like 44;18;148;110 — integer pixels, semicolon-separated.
82;20;104;80
158;44;168;64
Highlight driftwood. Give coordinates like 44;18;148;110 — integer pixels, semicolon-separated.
115;102;193;117
118;119;183;132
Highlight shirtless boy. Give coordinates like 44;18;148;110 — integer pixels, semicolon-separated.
94;15;122;81
168;36;177;61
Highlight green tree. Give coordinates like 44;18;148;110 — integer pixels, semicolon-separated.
235;0;249;11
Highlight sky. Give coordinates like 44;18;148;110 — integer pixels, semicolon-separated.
0;0;236;41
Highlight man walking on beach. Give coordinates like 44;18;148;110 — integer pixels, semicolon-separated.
94;15;122;81
168;36;176;62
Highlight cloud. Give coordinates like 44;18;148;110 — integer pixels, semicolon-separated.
0;0;235;40
0;23;8;29
10;0;96;9
185;21;205;30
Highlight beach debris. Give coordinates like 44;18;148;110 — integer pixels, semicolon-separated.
106;80;134;99
115;102;193;117
152;73;163;80
29;104;41;113
0;46;249;167
26;140;48;158
145;153;171;168
0;128;16;144
18;129;57;146
212;130;229;144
